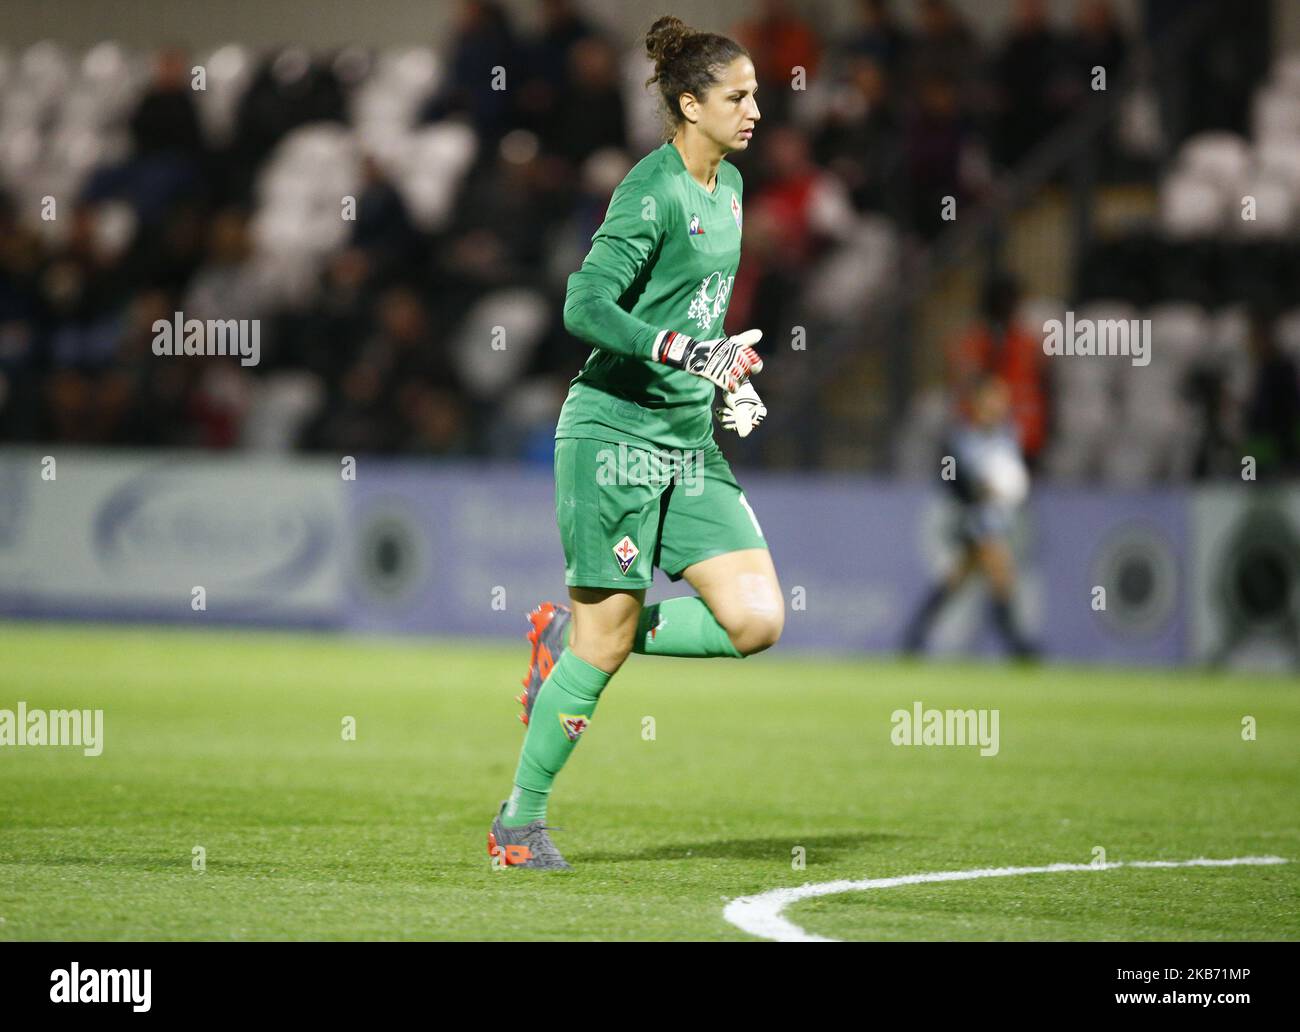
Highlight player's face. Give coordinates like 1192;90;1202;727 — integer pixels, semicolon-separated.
693;57;760;154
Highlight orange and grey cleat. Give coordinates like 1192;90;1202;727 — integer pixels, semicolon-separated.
517;601;571;726
487;801;572;870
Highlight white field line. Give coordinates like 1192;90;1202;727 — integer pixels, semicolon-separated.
723;856;1291;942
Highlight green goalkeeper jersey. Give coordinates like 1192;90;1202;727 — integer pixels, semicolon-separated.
557;141;745;452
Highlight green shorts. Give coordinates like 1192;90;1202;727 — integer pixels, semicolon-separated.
554;436;768;590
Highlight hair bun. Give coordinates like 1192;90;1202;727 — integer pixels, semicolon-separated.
645;15;693;71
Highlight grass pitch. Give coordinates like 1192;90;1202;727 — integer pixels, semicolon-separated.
1;621;1295;941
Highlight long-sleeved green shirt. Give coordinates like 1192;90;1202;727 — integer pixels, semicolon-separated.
557;141;744;451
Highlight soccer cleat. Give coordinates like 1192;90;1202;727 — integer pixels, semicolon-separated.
487;801;572;870
517;601;571;726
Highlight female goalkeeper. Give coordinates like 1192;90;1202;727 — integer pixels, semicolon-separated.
488;15;782;870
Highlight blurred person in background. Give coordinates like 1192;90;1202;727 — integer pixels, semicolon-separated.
1242;305;1300;479
1063;0;1128;109
183;207;266;327
950;272;1047;466
349;155;421;282
129;46;205;160
992;0;1075;168
548;35;628;165
420;0;520;144
299;286;467;454
733;0;822;125
515;0;598;135
901;373;1038;659
0;195;43;440
842;0;910;77
747;124;845;267
813;54;906;221
1186;360;1240;480
277;248;377;379
904;73;985;239
908;0;979;97
231;46;346;200
41;203;132;379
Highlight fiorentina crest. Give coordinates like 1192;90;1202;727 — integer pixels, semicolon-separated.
558;712;590;742
612;534;639;574
731;193;742;231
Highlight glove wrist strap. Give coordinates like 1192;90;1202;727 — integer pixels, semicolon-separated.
653;329;692;366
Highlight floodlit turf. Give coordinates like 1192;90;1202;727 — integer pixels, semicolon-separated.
0;620;1296;941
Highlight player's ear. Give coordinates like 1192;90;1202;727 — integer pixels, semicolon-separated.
679;91;700;125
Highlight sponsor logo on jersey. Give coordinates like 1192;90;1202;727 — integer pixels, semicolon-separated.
613;534;639;574
558;712;591;741
731;193;742;231
687;271;734;332
688;212;704;236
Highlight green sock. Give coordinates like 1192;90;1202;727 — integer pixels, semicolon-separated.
632;596;743;658
502;648;610;827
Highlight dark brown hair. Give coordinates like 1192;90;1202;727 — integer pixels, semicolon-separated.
644;15;749;140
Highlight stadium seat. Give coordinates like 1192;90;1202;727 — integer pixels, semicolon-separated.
393;121;477;231
803;215;899;320
1234;173;1294;238
1147;302;1209;371
1256;138;1300;193
70;41;143;129
241;371;326;450
1179;131;1252;193
19;41;73;111
1253;87;1300;144
1271;50;1300;94
1070;300;1140;392
450;288;550;400
1207;305;1249;368
352;46;441;131
1275;307;1300;363
194;44;256;147
1016;296;1065;339
1159;170;1226;238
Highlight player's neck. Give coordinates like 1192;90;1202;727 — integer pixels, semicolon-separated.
672;132;722;193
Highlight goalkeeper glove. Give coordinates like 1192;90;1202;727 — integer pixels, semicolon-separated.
716;381;767;438
652;328;763;392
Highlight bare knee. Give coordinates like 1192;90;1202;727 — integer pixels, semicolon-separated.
723;579;785;656
567;587;642;674
569;626;635;674
728;612;784;656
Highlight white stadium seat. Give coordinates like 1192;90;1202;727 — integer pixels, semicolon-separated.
451;288;550;400
1179;131;1252;192
1146;302;1210;370
1234;173;1294;237
193;44;256;148
1159;170;1225;238
1253;87;1300;143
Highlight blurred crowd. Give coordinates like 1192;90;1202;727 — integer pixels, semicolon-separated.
0;0;1286;474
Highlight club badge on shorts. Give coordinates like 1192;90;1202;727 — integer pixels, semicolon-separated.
731;193;742;232
613;535;639;575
